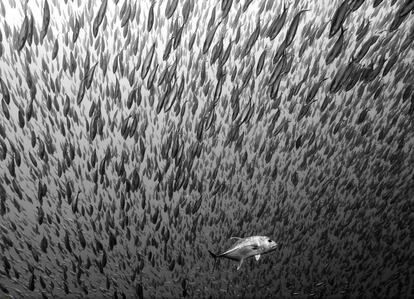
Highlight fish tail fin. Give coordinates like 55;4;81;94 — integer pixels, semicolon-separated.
208;250;220;271
208;250;218;259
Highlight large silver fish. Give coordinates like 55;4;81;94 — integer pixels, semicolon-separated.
208;236;278;270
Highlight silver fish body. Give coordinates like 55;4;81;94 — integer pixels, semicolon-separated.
208;236;278;270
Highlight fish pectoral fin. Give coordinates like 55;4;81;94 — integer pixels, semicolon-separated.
250;244;259;250
237;259;244;271
255;254;261;261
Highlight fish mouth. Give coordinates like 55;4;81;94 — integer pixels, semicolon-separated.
267;245;278;253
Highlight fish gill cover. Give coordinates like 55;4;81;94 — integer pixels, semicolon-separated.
0;0;413;298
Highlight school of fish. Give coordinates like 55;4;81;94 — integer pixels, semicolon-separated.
0;0;413;298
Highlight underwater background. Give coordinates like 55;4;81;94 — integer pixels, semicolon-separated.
0;0;413;298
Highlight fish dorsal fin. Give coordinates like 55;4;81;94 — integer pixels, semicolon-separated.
230;236;242;240
237;259;244;271
255;254;261;261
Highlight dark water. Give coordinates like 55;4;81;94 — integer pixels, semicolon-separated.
0;0;413;298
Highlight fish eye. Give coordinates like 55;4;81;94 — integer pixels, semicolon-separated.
268;240;272;242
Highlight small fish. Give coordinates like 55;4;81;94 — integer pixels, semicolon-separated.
208;236;278;270
221;0;233;19
242;17;260;58
51;39;59;60
284;9;309;47
267;2;288;40
40;0;50;42
188;31;196;50
356;19;370;41
72;18;80;43
350;0;365;12
256;48;267;76
397;0;414;18
207;6;216;30
93;0;107;37
165;0;178;19
326;26;346;64
203;20;223;54
141;42;156;80
243;0;254;12
147;0;156;32
329;0;349;38
16;15;29;52
0;78;10;104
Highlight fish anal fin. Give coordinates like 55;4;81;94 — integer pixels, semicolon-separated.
255;254;261;261
237;259;244;271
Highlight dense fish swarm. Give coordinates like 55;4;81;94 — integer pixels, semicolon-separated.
0;0;414;298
